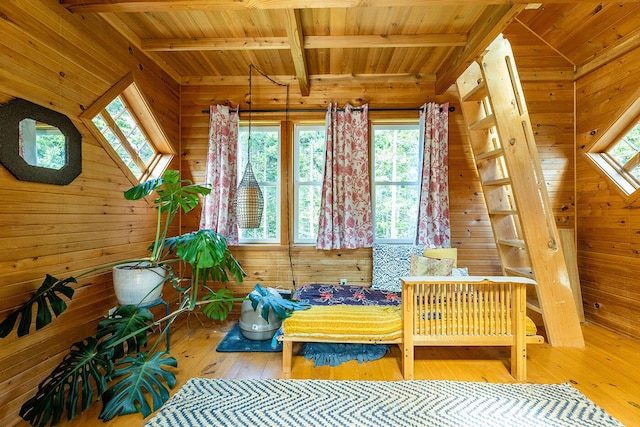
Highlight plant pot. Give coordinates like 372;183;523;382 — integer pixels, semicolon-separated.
239;299;282;341
112;263;167;306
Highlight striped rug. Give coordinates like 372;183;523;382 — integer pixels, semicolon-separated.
144;378;623;427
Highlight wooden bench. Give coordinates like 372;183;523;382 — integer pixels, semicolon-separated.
281;276;543;381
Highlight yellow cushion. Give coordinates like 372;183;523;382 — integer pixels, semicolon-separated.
423;248;458;268
283;305;402;341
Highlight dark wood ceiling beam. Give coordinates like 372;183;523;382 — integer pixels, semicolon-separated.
284;9;309;96
60;0;606;14
434;3;525;95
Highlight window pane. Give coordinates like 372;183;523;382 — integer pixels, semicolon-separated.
239;185;279;240
372;124;421;242
608;122;640;168
297;184;322;240
105;96;125;118
373;127;420;182
239;128;279;183
375;184;419;240
294;125;325;243
298;128;325;182
238;126;280;243
608;140;636;166
88;83;174;182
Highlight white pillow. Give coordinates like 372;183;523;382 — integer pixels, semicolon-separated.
451;267;469;276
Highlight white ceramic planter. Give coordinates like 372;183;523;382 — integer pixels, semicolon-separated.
112;263;167;306
239;299;282;340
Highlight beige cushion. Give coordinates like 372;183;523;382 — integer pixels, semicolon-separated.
423;248;458;268
410;254;455;276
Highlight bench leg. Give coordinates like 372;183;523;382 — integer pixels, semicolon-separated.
403;342;414;380
511;339;527;381
282;340;293;374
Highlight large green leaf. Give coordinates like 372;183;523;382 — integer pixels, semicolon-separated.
99;351;177;421
249;283;312;321
19;338;113;427
124;170;211;215
96;306;155;359
201;288;236;320
0;275;76;338
164;229;245;283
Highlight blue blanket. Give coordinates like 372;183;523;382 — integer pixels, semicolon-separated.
299;342;389;367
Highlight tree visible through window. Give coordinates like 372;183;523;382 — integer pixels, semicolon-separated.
238;125;280;243
294;125;325;243
606;121;640;181
92;96;156;179
585;96;640;203
81;74;175;184
372;124;421;242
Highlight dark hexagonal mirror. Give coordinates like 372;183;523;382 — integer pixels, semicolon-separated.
0;98;81;185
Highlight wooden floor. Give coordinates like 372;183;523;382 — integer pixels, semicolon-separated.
16;314;640;427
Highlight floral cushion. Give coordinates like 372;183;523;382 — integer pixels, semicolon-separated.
422;247;458;268
409;254;454;276
371;244;424;292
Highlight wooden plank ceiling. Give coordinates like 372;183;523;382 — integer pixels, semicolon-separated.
60;1;640;95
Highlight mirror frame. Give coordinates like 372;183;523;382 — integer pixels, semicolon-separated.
0;98;81;185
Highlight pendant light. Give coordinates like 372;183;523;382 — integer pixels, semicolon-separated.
235;64;264;229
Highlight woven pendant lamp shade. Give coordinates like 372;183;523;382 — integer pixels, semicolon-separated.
236;161;264;229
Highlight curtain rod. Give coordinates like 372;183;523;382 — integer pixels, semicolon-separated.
202;106;455;114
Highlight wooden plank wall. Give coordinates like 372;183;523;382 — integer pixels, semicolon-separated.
576;46;640;339
0;1;180;425
179;22;576;301
0;4;582;426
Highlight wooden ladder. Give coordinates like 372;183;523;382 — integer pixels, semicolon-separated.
456;35;584;347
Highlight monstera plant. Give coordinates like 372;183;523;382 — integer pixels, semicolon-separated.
0;170;305;426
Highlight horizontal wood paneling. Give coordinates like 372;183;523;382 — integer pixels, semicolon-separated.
0;1;180;425
8;1;640;424
180;23;577;303
575;44;640;339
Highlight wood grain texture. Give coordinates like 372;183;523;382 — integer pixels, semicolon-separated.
0;1;180;425
16;316;640;427
575;45;640;339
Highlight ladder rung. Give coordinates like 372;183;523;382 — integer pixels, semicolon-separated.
461;80;488;102
483;177;511;186
504;267;534;278
476;148;503;161
489;209;518;216
469;114;496;131
498;239;526;248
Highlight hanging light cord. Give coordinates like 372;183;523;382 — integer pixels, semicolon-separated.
247;63;289;163
247;64;253;164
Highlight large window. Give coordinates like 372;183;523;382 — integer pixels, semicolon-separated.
294;125;326;243
372;124;421;242
81;74;175;184
585;97;640;203
238;125;281;243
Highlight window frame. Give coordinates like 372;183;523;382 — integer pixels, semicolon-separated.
80;73;175;185
237;123;282;244
584;96;640;203
293;124;326;244
371;121;422;244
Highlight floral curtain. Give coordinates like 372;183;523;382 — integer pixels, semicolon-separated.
199;105;239;246
316;103;374;250
415;102;451;248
